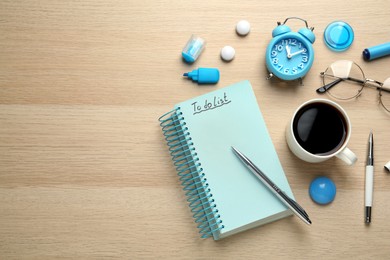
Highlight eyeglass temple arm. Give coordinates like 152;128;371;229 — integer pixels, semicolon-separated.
316;78;343;93
365;79;390;93
380;86;390;93
316;74;366;93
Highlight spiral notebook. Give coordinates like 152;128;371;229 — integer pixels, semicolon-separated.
159;80;294;240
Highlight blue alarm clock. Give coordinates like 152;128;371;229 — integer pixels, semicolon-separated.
266;17;316;81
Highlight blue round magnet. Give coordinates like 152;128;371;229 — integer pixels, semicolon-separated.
324;21;354;52
309;176;336;205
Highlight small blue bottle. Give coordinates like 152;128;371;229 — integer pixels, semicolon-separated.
182;35;205;63
183;68;219;84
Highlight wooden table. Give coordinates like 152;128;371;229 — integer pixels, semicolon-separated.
1;1;390;259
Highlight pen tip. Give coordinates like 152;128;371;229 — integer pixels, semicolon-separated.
231;146;243;158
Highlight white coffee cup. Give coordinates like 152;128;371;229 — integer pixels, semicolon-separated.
286;99;357;165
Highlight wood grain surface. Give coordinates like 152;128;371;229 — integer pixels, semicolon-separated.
1;0;390;259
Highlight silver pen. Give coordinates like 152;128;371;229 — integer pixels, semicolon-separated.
365;131;374;224
232;147;312;225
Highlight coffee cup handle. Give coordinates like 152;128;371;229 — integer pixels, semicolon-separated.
336;147;357;165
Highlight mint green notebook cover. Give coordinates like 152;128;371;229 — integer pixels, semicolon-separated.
172;80;293;239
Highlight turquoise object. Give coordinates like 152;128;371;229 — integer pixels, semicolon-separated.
309;176;336;205
182;35;205;63
363;42;390;61
183;68;219;84
159;81;295;239
265;19;315;81
324;21;354;52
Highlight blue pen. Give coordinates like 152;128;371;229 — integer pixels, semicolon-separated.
363;42;390;61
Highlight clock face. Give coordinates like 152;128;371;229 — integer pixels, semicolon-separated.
267;37;312;80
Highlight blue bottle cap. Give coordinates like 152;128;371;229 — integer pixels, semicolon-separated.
309;176;336;205
324;21;354;52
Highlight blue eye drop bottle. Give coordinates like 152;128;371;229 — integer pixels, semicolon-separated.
183;68;220;84
182;35;205;63
363;42;390;61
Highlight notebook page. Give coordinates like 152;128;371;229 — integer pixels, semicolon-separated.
175;80;293;238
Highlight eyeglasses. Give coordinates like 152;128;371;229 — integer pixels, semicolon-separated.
316;60;390;112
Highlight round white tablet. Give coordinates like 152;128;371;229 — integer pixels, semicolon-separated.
220;46;235;61
236;20;251;36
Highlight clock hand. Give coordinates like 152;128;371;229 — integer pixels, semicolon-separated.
289;49;305;58
286;45;292;58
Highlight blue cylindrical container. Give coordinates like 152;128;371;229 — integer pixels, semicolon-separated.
363;42;390;61
182;35;205;63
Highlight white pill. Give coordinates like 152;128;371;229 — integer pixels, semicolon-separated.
220;46;235;61
236;20;251;36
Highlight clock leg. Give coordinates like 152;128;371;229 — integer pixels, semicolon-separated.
298;77;304;86
266;73;274;80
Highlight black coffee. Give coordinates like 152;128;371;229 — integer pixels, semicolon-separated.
293;102;347;155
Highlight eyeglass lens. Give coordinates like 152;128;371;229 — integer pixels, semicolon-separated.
379;78;390;112
322;60;365;100
321;60;390;112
